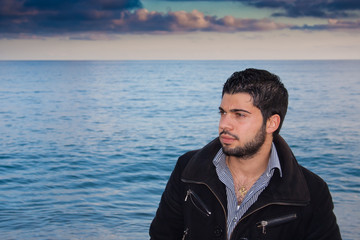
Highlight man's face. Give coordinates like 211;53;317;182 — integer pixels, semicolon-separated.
218;93;266;159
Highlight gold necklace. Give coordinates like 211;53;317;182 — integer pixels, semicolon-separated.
226;158;257;204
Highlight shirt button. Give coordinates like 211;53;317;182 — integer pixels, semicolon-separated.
233;217;238;222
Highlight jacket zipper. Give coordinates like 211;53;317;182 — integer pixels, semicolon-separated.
185;189;212;216
257;213;297;234
182;227;189;240
182;179;229;238
230;202;306;239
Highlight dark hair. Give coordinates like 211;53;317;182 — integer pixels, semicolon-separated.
222;68;288;136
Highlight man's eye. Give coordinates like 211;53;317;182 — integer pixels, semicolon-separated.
219;110;226;115
236;113;245;118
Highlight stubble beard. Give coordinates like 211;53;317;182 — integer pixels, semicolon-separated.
221;124;267;159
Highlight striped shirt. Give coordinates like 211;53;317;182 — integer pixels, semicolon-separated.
213;143;282;239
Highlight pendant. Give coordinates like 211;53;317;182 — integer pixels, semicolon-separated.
238;186;247;197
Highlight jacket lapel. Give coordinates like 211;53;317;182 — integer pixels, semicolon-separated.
245;135;310;215
181;138;228;209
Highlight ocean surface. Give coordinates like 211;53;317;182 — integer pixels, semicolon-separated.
0;60;359;240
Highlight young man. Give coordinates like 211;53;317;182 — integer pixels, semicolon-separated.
150;69;341;240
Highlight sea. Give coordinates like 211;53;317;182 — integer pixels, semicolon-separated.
0;60;359;240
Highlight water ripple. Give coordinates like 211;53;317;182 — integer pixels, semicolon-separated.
0;60;359;239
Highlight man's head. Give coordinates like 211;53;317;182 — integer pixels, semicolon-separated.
222;68;288;136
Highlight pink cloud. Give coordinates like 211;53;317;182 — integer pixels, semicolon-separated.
111;9;291;33
327;19;360;29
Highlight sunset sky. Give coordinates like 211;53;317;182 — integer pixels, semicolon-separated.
1;0;359;60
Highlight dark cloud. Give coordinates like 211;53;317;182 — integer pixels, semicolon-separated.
22;0;142;10
0;0;143;36
167;0;360;18
263;0;360;18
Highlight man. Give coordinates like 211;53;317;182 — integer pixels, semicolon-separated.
150;69;341;240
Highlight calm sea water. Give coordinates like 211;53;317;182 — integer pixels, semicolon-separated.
0;60;359;240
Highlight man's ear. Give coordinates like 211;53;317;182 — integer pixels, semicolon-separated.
266;114;281;134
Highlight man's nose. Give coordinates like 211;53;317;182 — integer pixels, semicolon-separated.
219;113;233;131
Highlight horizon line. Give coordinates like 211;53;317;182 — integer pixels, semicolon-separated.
1;58;359;61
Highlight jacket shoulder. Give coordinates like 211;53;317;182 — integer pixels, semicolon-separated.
176;149;200;171
300;165;328;190
299;165;332;204
176;138;221;171
299;166;341;239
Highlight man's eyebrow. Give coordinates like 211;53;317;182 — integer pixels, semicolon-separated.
231;109;251;114
218;107;251;114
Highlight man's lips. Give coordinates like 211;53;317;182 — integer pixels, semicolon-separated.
220;135;236;144
219;131;239;144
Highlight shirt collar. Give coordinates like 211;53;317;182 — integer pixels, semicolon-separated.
268;143;282;177
213;142;282;177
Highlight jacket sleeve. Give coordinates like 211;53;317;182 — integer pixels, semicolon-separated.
303;170;342;240
149;151;195;240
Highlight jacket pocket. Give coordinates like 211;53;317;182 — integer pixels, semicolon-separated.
257;213;297;234
185;189;212;217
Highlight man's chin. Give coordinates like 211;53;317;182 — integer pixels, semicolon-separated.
221;146;236;156
221;146;258;159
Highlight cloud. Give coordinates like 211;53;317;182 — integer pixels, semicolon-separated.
111;9;290;32
265;0;360;18
1;0;359;39
0;0;143;35
167;0;360;18
292;19;360;31
22;0;142;10
0;1;291;39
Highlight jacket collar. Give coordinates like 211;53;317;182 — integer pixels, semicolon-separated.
181;135;310;208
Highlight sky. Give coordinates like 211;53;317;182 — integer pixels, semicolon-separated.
0;0;360;60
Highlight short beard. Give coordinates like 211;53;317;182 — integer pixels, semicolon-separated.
221;124;266;159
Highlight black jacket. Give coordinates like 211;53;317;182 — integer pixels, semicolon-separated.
150;135;341;240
